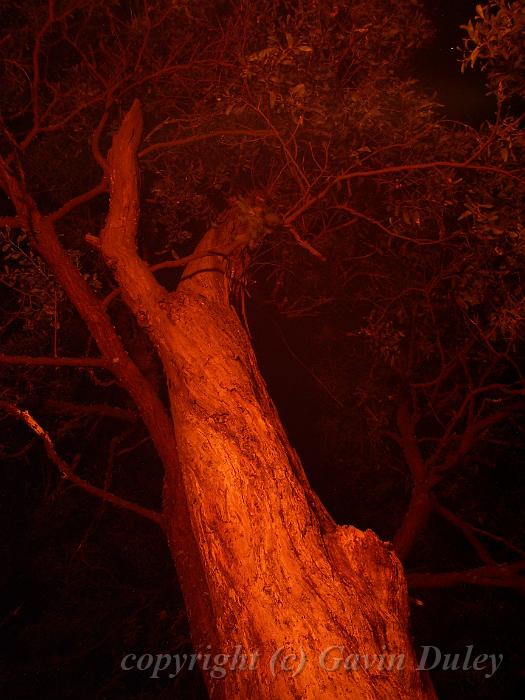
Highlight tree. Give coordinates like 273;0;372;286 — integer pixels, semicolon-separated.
1;1;523;697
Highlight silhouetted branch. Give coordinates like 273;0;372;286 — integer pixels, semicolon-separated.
286;160;525;223
44;399;138;422
49;179;107;222
433;501;496;565
0;354;109;367
138;129;273;158
408;562;525;593
0;401;163;527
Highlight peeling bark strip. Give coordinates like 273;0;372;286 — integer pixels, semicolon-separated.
101;101;437;699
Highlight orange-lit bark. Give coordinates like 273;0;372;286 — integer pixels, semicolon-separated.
98;101;436;699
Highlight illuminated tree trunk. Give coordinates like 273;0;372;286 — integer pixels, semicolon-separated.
101;102;436;699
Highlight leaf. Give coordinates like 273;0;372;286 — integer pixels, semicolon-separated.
247;47;276;63
290;83;305;98
462;20;476;40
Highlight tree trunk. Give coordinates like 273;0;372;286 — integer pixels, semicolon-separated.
393;486;433;562
393;403;433;561
101;101;436;699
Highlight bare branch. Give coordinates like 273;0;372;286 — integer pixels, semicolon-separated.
0;150;178;482
0;401;163;527
285;223;325;261
333;204;441;246
0;353;109;367
139;129;274;159
18;0;57;151
408;562;525;593
286;160;525;224
49;179;107;222
44;399;138;422
434;500;497;565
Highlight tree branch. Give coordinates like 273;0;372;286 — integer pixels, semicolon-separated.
138;129;273;158
433;501;496;565
18;0;57;151
0;148;179;492
44;399;138;422
286;160;524;224
0;354;109;367
49;179;107;222
396;401;427;483
0;401;163;527
407;562;525;592
285;223;325;260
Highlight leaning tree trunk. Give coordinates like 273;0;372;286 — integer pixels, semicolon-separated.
101;101;436;700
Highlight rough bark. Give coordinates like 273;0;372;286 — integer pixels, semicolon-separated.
101;101;437;699
164;215;436;700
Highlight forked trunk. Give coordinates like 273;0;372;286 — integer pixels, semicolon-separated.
100;102;436;699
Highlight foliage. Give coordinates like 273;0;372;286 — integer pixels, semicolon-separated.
1;228;59;329
461;0;525;100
